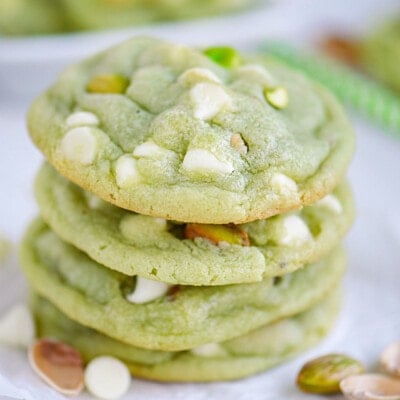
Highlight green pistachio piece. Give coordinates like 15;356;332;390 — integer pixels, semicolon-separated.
86;74;129;94
264;86;289;109
184;223;250;246
297;353;365;394
203;46;242;68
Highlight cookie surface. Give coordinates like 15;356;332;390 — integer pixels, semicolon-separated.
36;163;354;285
20;218;346;351
28;37;355;223
33;288;340;381
360;19;400;91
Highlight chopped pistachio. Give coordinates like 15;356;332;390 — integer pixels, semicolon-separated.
230;133;248;155
204;46;242;68
184;223;250;246
86;73;129;94
297;354;364;394
264;86;289;109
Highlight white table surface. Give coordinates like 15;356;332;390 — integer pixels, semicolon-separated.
1;0;399;399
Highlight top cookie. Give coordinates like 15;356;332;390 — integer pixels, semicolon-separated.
28;37;355;223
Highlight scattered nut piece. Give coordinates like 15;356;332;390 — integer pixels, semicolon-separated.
320;35;360;66
85;356;130;400
125;277;171;304
184;223;250;246
0;303;35;348
203;46;242;68
86;73;129;94
190;82;233;121
66;111;99;128
264;86;289;109
29;339;84;396
381;341;400;377
297;353;365;394
60;127;97;165
230;133;248;155
340;373;400;400
191;343;227;357
115;155;140;188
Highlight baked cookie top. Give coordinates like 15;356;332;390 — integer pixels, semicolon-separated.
20;218;346;351
32;289;339;381
28;37;355;223
360;19;400;91
35;163;354;286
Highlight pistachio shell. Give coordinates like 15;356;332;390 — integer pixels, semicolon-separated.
184;223;250;246
29;339;84;395
86;73;129;94
340;373;400;400
381;341;400;377
297;353;365;394
203;46;242;68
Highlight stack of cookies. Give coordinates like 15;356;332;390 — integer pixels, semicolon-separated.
21;37;355;381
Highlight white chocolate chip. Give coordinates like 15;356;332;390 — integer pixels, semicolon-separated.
178;68;221;85
154;218;167;229
0;303;35;348
270;173;298;196
126;277;170;304
278;215;312;246
190;82;232;120
191;343;226;357
66;111;99;128
87;194;103;209
115;155;140;188
133;141;166;158
315;194;343;214
60;127;97;165
236;64;276;85
84;356;130;400
182;149;234;175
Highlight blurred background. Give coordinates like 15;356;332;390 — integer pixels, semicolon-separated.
1;1;400;399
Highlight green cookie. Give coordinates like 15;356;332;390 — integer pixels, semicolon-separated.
360;19;400;92
20;218;346;351
28;37;355;224
35;163;354;286
32;287;340;381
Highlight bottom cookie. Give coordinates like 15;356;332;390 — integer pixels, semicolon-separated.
32;287;340;382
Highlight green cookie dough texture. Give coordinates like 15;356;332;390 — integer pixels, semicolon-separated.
360;19;400;92
32;288;340;381
20;219;346;351
36;163;354;286
28;37;355;224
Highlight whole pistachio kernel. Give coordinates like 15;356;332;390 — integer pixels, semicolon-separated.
203;46;242;68
86;73;129;94
264;86;289;109
297;354;365;394
184;223;250;246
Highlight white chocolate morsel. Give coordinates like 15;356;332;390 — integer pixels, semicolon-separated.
60;127;97;165
126;277;171;304
191;343;227;357
278;215;312;246
182;149;234;175
154;218;167;229
315;194;343;214
0;303;35;348
178;68;221;85
66;111;99;128
270;173;298;195
115;155;140;188
87;194;104;210
236;64;276;84
84;356;130;400
190;82;232;121
133;141;166;158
